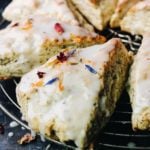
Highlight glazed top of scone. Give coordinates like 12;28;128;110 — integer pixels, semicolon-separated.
16;39;122;147
131;0;150;10
0;15;98;57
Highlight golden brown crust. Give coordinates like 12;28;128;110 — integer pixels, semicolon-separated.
0;77;11;80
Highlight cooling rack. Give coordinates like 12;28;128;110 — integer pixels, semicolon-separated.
0;1;150;150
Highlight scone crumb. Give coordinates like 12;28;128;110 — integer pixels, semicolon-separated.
18;133;36;145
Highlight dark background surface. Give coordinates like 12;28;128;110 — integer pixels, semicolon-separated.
0;1;150;150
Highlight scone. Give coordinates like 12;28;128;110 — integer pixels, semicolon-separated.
121;0;150;35
3;0;78;24
127;35;150;130
16;38;132;148
69;0;118;30
110;0;140;28
2;0;93;31
0;15;105;79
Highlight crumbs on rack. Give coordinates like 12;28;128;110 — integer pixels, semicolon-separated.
18;133;36;145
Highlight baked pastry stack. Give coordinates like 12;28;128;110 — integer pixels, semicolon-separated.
127;35;150;130
121;0;150;35
16;38;132;148
0;15;105;78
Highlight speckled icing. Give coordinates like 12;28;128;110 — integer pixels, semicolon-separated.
16;39;120;147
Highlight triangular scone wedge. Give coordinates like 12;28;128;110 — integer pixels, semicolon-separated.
0;15;105;79
16;38;132;148
2;0;93;31
110;0;140;28
121;0;150;35
127;35;150;130
69;0;118;30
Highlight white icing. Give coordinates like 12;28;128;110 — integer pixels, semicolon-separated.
8;132;14;137
3;0;79;25
129;35;150;114
9;121;19;128
16;39;119;147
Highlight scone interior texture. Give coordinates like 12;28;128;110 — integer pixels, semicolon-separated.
16;38;132;148
121;0;150;35
110;0;141;28
127;35;150;130
70;0;118;30
0;15;105;78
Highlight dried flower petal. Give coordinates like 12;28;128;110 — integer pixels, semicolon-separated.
85;65;97;74
57;52;68;63
37;71;46;78
0;124;4;134
32;80;43;87
45;77;59;85
54;23;64;34
68;49;76;57
18;133;36;145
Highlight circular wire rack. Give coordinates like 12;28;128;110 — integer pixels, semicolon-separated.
0;1;150;150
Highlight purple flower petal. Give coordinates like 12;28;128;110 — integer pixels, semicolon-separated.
45;77;59;85
85;65;97;74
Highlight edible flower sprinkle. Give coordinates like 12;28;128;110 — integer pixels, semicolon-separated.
85;65;97;74
57;52;68;63
54;23;64;34
37;71;46;79
11;23;19;27
45;77;59;85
